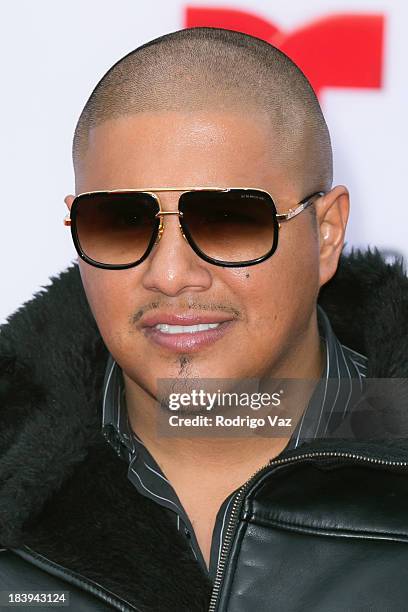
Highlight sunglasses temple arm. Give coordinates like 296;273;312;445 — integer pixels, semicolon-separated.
276;191;325;223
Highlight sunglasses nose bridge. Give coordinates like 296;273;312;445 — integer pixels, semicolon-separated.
154;210;188;244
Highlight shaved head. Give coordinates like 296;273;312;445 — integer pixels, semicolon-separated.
72;27;332;197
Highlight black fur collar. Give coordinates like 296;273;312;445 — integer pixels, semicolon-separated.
0;249;407;610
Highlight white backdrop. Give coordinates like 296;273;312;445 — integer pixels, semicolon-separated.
1;0;407;324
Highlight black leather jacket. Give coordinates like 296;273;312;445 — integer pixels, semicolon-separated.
1;249;408;612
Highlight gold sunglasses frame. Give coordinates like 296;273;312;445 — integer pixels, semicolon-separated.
63;187;325;269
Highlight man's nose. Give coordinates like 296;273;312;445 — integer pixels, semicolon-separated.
140;212;212;297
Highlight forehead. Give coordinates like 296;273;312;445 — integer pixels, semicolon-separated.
76;110;287;194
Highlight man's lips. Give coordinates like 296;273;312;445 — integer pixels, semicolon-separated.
140;312;236;352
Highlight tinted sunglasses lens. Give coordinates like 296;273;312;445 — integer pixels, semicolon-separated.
179;189;277;263
72;192;159;266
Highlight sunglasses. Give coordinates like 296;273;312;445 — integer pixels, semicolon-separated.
64;187;324;269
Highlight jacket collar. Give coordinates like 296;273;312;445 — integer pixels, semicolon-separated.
0;248;407;609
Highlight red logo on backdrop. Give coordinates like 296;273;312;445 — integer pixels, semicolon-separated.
184;7;385;97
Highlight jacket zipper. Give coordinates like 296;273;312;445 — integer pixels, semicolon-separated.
12;545;142;612
208;449;408;612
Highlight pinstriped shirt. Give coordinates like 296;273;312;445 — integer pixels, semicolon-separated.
101;305;368;581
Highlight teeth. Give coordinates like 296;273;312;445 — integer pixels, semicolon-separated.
154;323;221;334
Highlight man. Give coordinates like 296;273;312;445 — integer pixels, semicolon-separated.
1;26;408;612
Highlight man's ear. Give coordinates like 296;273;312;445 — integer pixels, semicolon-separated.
64;194;75;211
316;185;350;288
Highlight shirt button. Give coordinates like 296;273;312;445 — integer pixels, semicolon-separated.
184;528;191;539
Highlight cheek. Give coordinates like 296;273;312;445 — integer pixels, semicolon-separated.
78;263;137;348
239;224;319;331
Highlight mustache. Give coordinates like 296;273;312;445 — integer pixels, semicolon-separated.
130;301;242;325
